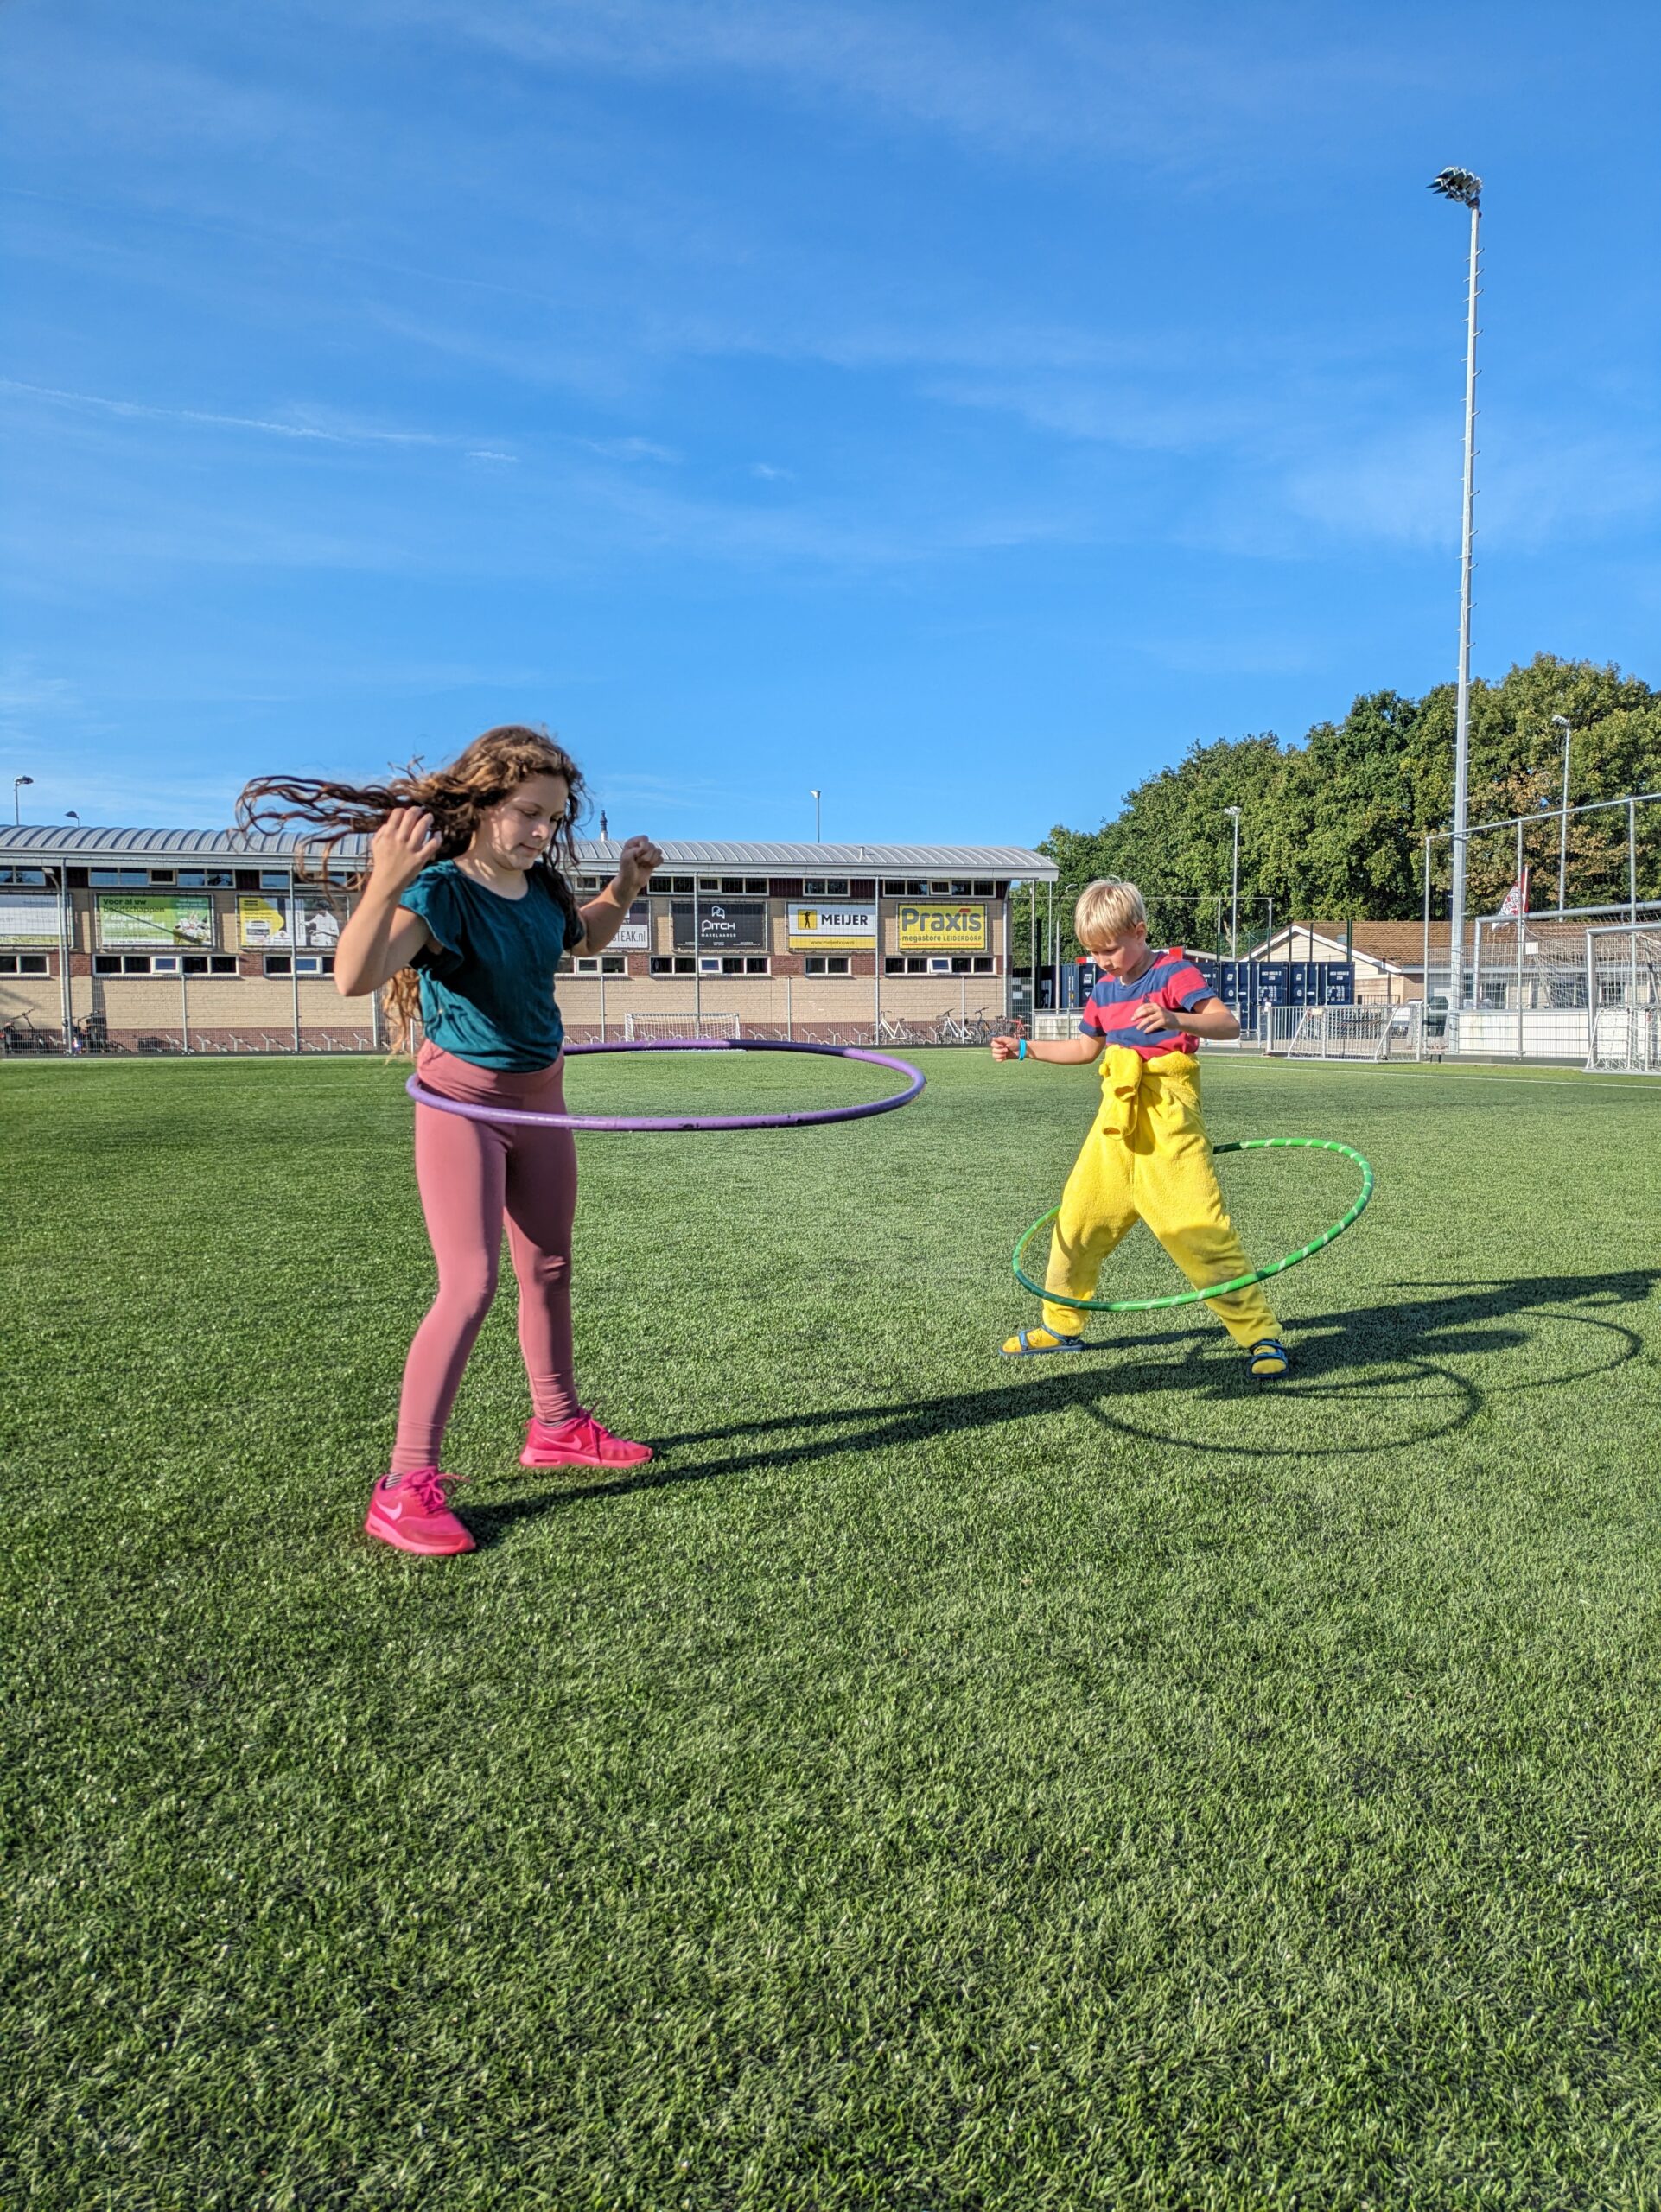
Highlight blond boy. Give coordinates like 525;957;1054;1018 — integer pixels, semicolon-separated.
994;877;1288;1375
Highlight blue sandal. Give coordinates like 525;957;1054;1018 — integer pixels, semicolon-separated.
1245;1337;1289;1377
1002;1325;1088;1357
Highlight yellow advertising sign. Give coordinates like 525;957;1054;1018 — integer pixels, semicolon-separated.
895;902;987;953
787;903;875;949
238;893;342;950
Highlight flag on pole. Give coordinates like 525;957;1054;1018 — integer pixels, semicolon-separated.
1497;868;1531;920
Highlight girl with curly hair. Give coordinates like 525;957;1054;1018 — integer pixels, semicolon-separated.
239;725;663;1555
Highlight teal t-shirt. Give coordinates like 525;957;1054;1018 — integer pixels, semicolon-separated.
399;860;582;1071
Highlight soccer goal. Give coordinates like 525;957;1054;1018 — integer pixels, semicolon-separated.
1585;925;1661;1074
1283;1004;1416;1060
623;1012;741;1042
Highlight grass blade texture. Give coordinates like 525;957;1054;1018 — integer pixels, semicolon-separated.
3;1052;1660;2210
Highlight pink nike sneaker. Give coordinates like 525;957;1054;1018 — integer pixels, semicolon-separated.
364;1468;475;1555
519;1411;654;1471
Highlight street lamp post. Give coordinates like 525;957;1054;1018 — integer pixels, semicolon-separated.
1550;715;1572;915
12;774;33;824
1430;166;1482;1010
810;789;822;842
1224;806;1242;961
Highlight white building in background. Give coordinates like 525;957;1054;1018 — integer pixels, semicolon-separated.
0;828;1056;1051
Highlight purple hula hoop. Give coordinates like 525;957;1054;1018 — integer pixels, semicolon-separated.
404;1037;926;1133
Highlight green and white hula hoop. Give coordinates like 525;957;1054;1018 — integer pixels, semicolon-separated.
1011;1136;1375;1315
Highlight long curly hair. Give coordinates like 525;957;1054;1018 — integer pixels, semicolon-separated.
237;724;588;1053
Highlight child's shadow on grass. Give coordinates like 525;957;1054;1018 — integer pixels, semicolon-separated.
465;1267;1658;1541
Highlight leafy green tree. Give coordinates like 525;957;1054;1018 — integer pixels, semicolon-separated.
1011;654;1661;969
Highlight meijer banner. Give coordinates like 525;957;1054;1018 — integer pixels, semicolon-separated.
787;904;875;949
896;902;987;953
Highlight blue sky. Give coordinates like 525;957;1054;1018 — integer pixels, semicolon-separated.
3;0;1659;846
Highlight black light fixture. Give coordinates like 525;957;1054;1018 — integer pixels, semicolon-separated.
1429;166;1481;208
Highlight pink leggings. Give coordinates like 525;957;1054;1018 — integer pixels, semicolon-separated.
391;1043;580;1475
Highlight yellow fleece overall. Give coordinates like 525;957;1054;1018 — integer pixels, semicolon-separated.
1042;1045;1280;1345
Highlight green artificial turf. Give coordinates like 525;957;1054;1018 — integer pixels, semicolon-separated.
3;1050;1660;2210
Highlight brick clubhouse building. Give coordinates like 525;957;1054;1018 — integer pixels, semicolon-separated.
0;828;1056;1052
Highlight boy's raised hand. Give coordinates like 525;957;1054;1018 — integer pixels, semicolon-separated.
370;807;443;892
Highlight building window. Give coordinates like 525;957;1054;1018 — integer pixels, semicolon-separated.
260;871;291;891
0;953;48;975
650;956;697;976
573;955;627;975
177;869;235;889
804;956;850;976
802;878;850;896
972;956;994;974
264;953;334;976
0;867;48;886
90;868;151;887
92;952;227;976
882;879;937;897
884;957;940;976
663;876;696;894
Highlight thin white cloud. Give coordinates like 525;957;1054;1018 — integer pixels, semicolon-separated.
0;378;518;462
376;0;1429;169
576;435;679;462
749;461;794;481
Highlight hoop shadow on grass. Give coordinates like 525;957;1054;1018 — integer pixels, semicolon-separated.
462;1268;1658;1541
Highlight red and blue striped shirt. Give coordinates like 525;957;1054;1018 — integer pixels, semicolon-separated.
1078;950;1214;1060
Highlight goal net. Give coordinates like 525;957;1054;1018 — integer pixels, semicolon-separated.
1283;1004;1418;1060
1585;925;1661;1074
623;1012;741;1042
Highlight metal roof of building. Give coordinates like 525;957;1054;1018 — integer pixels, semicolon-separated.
0;825;1057;878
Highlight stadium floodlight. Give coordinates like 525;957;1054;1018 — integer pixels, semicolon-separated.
1224;805;1242;959
12;773;33;824
810;788;822;841
1430;166;1482;1008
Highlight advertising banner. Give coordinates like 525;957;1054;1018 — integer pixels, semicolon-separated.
671;899;768;952
237;893;343;950
787;903;875;949
96;893;213;950
608;900;650;953
896;901;987;953
0;893;60;945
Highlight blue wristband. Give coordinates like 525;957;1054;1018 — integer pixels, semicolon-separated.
1018;1038;1028;1059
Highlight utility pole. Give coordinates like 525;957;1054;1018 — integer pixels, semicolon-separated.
1430;166;1483;1009
1551;715;1571;914
1224;806;1242;961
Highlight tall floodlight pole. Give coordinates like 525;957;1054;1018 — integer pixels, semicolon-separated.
1224;806;1242;960
810;789;822;841
12;774;33;823
1430;167;1482;1008
1550;715;1571;914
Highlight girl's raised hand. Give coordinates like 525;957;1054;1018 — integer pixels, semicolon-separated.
615;835;663;893
370;807;442;891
